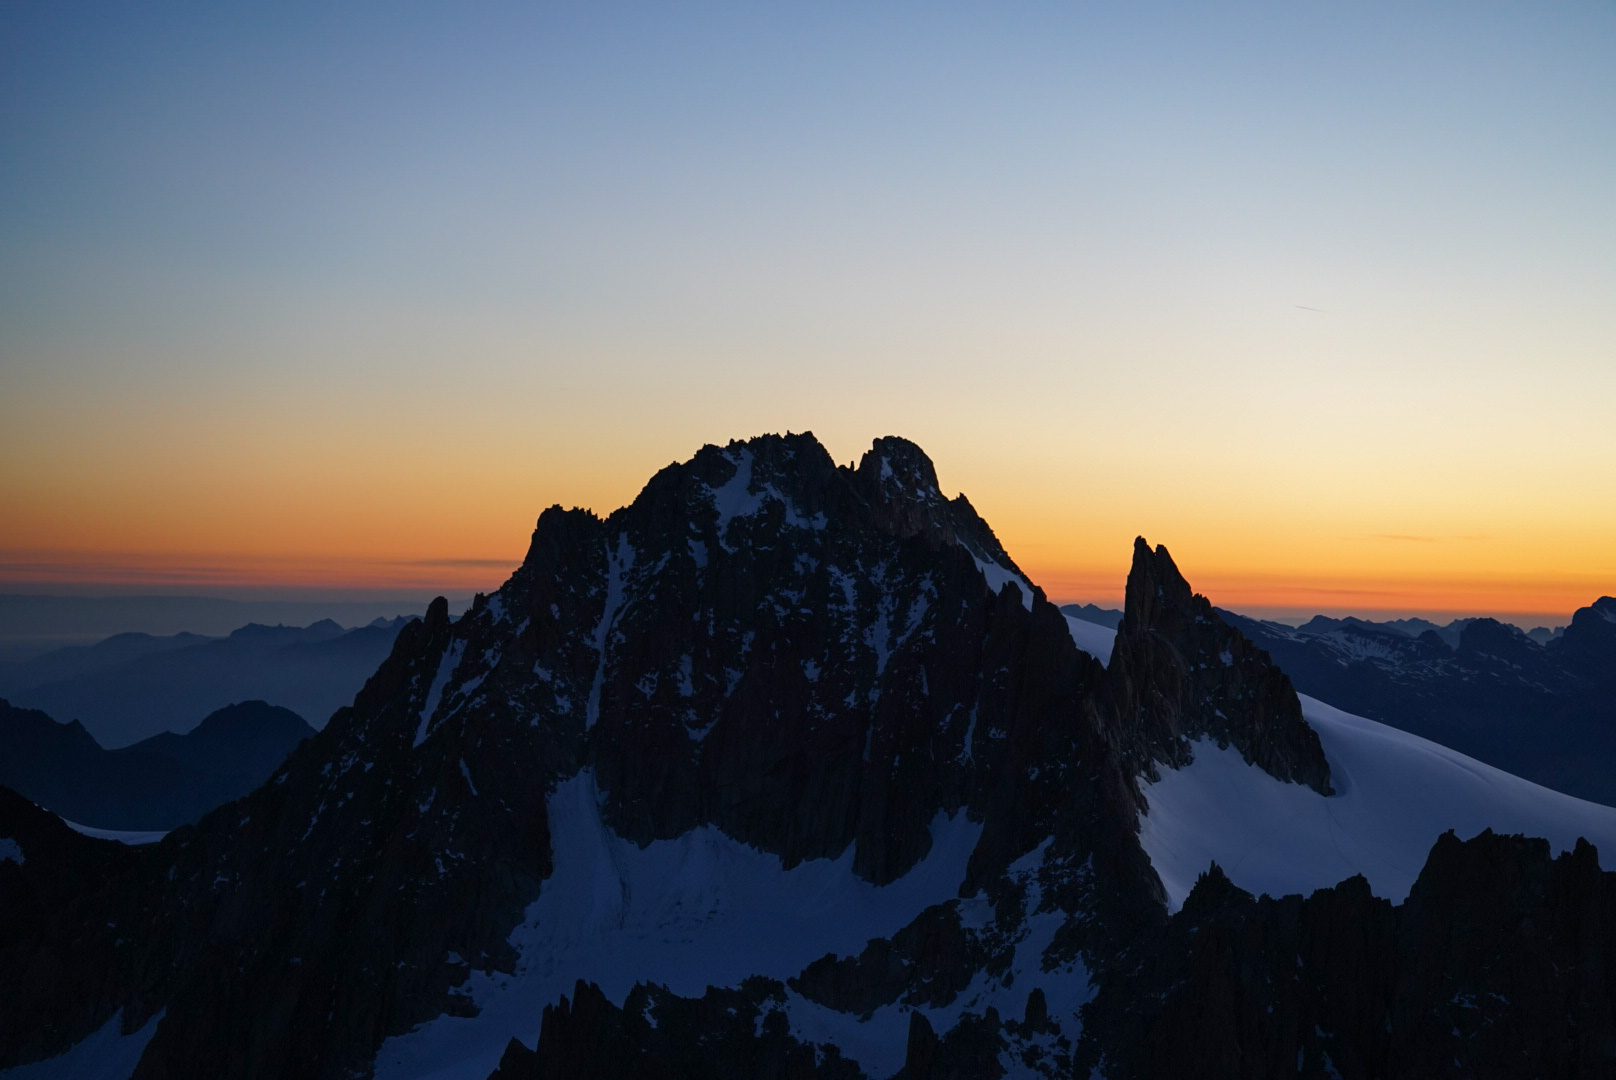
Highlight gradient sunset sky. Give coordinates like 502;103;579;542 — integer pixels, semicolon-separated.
3;2;1613;623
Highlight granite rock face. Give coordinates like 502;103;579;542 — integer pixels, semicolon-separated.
1109;538;1332;794
486;978;862;1080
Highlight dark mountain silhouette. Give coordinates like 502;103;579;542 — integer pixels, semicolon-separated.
1;618;412;747
0;433;1609;1080
0;698;316;830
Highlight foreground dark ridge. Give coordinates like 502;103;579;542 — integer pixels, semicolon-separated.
0;432;1603;1079
1077;829;1616;1079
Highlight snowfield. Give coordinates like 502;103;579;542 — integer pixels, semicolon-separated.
1138;696;1616;909
372;771;988;1080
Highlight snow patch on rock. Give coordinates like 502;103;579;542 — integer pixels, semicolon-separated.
971;554;1033;611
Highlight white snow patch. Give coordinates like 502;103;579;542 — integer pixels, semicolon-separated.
0;837;22;864
709;449;759;542
458;759;479;798
971;554;1033;611
707;448;821;551
585;535;636;731
414;640;466;748
1139;695;1616;910
0;1008;164;1080
58;819;166;846
372;771;983;1080
1063;616;1116;665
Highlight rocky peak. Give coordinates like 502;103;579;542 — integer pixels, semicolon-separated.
1456;618;1542;666
1108;537;1332;794
853;435;946;517
1554;595;1616;684
845;435;1024;574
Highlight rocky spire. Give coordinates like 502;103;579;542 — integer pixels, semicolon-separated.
1108;537;1332;794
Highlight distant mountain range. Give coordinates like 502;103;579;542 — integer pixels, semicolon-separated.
0;618;413;747
0;698;315;830
1215;599;1616;805
1059;605;1568;647
0;593;471;660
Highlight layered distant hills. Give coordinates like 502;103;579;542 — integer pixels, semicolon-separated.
0;699;316;831
3;433;1615;1080
0;618;412;747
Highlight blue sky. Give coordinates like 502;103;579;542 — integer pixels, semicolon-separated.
3;2;1614;617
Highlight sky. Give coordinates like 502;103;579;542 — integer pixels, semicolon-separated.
2;1;1613;624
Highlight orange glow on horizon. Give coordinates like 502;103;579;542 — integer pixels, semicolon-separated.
2;425;1611;627
1;534;1604;629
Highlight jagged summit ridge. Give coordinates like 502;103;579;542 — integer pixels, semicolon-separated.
519;432;1028;587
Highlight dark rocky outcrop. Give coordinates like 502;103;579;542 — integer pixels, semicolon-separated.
485;979;860;1080
0;786;144;1067
1076;830;1616;1079
791;903;996;1017
1109;538;1332;794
